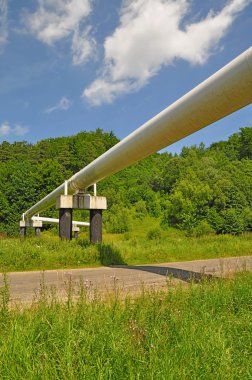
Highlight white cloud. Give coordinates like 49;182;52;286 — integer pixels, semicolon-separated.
45;96;72;113
71;26;96;65
0;0;8;53
0;122;29;137
24;0;94;65
13;125;29;136
83;0;251;106
0;122;11;136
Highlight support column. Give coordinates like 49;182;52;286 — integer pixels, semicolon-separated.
19;219;43;238
35;227;41;237
59;208;73;240
90;209;102;243
73;225;80;239
20;227;26;238
73;194;106;244
56;195;74;241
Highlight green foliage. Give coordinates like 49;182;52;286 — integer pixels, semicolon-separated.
104;204;133;233
0;127;251;236
207;208;224;233
243;207;252;231
220;209;245;235
147;227;162;240
134;200;148;220
0;217;251;272
192;221;214;237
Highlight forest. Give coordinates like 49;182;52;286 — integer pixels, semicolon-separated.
0;127;251;237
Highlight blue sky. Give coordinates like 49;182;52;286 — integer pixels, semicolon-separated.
0;0;251;154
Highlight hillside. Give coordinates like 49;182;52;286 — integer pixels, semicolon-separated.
0;127;251;236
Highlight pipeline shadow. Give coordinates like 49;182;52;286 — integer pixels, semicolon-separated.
110;265;213;283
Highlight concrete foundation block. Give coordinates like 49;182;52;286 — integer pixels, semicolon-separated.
20;220;43;228
56;195;73;209
73;194;107;210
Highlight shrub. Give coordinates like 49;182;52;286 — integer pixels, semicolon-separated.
134;200;148;220
207;208;224;233
243;207;252;231
147;227;162;240
221;209;245;235
192;221;214;237
104;204;132;233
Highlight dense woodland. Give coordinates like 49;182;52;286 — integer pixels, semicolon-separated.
0;127;251;236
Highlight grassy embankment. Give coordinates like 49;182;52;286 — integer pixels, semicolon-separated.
0;271;251;379
0;217;251;272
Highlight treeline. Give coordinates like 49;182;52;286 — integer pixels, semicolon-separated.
0;127;251;236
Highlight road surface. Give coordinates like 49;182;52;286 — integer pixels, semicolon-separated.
1;256;251;305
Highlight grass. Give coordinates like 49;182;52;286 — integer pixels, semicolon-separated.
0;272;251;379
0;217;251;272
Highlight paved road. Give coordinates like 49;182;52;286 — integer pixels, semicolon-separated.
0;256;251;305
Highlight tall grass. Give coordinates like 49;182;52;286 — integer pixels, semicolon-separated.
0;217;251;272
0;227;252;272
0;272;251;379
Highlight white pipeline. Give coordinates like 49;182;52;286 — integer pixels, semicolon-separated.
24;47;252;219
31;216;89;227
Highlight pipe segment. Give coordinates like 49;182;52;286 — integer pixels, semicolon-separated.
31;216;89;226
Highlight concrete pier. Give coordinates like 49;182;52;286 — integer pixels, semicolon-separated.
90;209;102;243
59;208;73;240
19;219;43;238
56;194;107;242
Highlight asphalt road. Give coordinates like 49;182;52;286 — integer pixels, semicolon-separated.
1;256;251;305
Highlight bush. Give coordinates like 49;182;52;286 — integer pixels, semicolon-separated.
192;221;214;237
134;200;148;220
147;227;162;240
180;213;198;236
104;204;132;233
221;209;245;235
243;208;252;231
207;208;224;233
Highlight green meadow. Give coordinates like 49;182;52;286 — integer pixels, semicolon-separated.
0;217;251;272
0;271;251;379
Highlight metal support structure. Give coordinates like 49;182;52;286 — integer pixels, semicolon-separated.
90;210;102;244
59;208;73;240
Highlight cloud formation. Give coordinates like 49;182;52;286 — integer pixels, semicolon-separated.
45;97;72;113
84;0;250;106
0;0;8;53
0;122;29;137
24;0;95;65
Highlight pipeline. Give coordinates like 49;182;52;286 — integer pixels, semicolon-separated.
24;47;252;219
